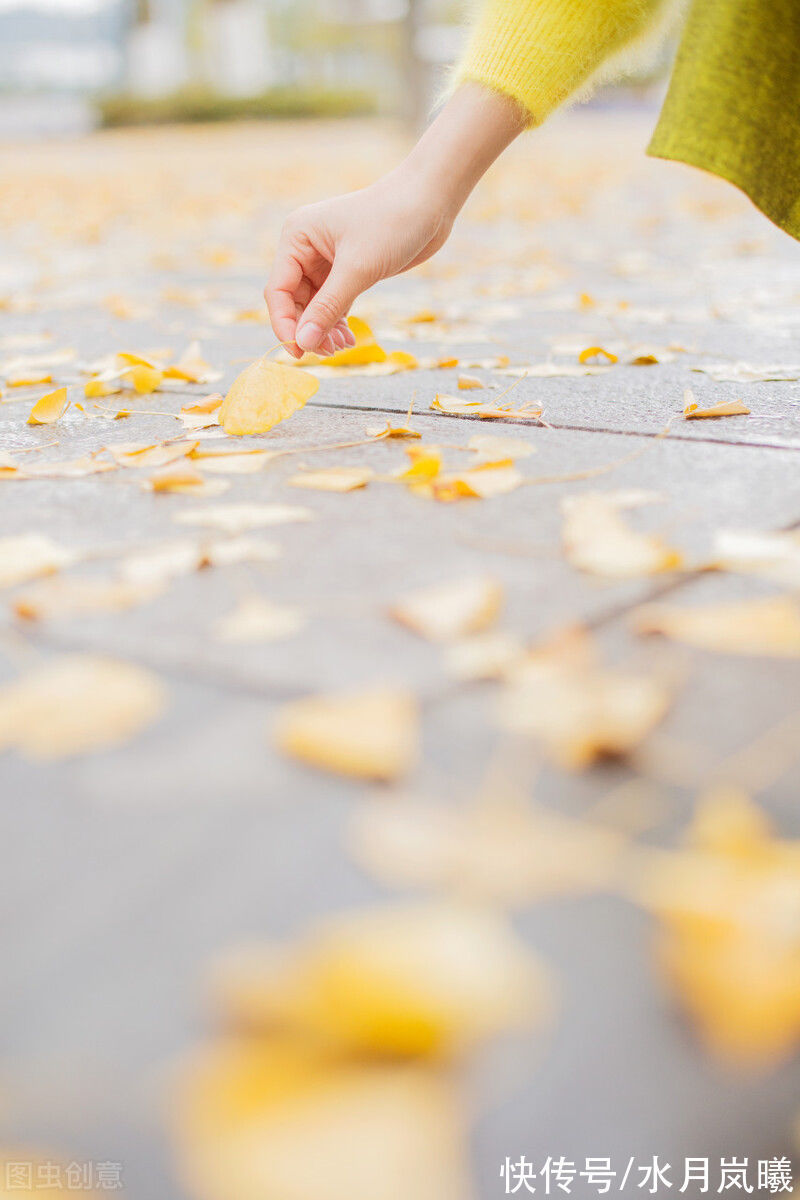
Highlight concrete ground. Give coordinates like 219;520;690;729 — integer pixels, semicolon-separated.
1;111;799;1196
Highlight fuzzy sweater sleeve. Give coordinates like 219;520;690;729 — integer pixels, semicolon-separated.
456;0;667;125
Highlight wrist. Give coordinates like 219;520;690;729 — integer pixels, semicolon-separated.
401;82;527;215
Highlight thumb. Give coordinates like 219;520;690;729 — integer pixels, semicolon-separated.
295;257;368;353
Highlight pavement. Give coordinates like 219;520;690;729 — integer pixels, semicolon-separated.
1;110;799;1197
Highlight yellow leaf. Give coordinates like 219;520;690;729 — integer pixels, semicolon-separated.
289;467;374;492
211;902;550;1057
27;386;68;425
108;439;199;469
430;394;542;421
457;374;484;390
144;469;229;496
390;577;503;641
633;595;800;656
406;308;439;323
84;378;120;399
13;575;161;621
683;389;750;419
467;434;534;461
366;422;421;440
174;1042;471;1200
562;490;683;579
274;687;418;782
165;340;217;384
398;444;441;483
215;596;305;643
0;533;76;588
125;364;164;393
0;654;165;759
632;790;800;1065
578;346;618;364
219;357;318;436
6;371;52;387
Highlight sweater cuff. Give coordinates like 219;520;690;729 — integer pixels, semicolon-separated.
456;0;660;126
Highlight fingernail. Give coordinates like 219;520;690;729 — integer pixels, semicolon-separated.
344;329;357;346
332;329;346;349
320;334;336;356
296;322;324;352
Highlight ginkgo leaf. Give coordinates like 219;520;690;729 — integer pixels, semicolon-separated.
366;422;421;440
289;467;374;492
165;340;218;384
682;389;750;419
578;346;618;364
0;655;165;759
631;791;800;1064
6;371;52;387
457;374;484;390
188;448;274;474
390;577;503;642
426;464;523;501
210;902;550;1056
124;364;164;393
444;631;524;681
219;356;319;435
692;362;800;383
500;645;672;769
27;387;68;425
174;503;313;535
467;434;534;461
398;444;442;483
13;575;162;621
561;490;683;578
84;378;120;399
214;596;305;643
108;440;199;469
144;469;229;496
351;798;627;905
274;688;418;782
430;395;543;421
174;1045;472;1200
633;595;800;657
0;533;76;589
713;529;800;587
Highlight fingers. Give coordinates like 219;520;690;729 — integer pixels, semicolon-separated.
265;252;304;358
295;257;368;354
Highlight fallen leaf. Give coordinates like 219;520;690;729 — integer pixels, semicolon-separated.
174;503;313;535
351;798;627;905
578;346;618;364
289;466;374;492
219;357;319;436
165;341;219;384
108;440;199;469
500;640;672;769
692;362;800;383
713;529;800;587
366;422;421;440
457;374;484;390
0;533;76;588
27;386;68;426
430;394;542;421
0;655;165;759
633;595;800;657
13;575;161;621
214;596;305;643
467;434;534;461
629;789;800;1065
443;631;524;681
124;364;164;393
390;577;503;642
144;469;229;496
561;490;683;578
211;902;549;1055
683;389;750;419
175;1045;471;1200
274;687;418;782
188;448;274;474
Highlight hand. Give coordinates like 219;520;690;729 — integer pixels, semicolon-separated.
265;83;527;358
265;171;453;358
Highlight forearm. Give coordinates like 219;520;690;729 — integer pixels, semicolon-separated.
392;82;528;222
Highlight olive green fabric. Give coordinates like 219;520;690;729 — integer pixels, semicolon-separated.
648;0;800;240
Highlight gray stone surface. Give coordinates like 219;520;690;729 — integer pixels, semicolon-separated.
1;110;799;1197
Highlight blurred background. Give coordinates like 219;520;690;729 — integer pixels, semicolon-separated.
0;0;672;138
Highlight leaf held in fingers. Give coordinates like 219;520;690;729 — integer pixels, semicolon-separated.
219;357;319;436
274;688;418;782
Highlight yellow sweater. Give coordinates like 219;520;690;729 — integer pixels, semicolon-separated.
456;0;800;241
458;0;669;126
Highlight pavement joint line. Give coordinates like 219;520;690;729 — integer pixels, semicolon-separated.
305;401;800;452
